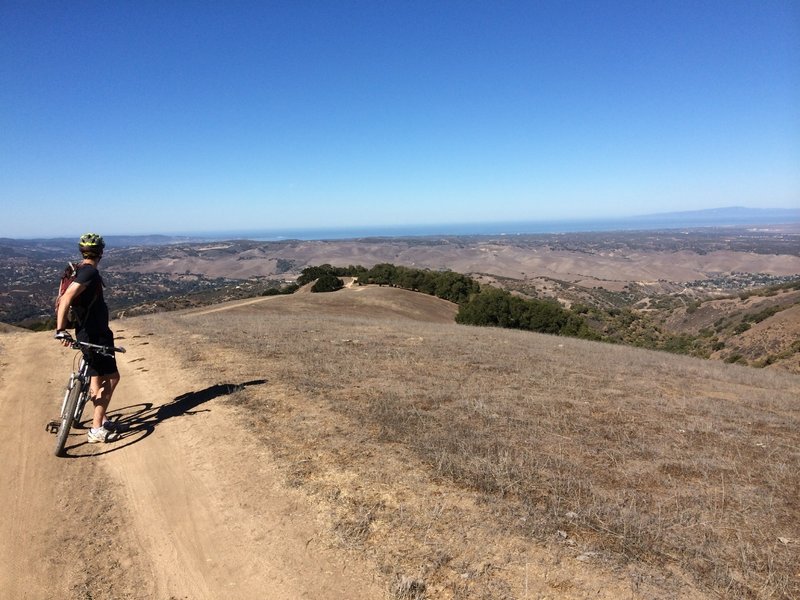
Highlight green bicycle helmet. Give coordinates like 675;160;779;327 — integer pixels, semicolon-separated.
78;232;106;255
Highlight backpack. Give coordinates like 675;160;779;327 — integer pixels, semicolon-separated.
55;262;100;329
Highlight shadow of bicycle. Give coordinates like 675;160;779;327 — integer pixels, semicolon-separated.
61;379;268;458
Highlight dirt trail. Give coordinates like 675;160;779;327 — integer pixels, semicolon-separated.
0;328;384;599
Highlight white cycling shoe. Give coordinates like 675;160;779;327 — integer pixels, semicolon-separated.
87;427;111;443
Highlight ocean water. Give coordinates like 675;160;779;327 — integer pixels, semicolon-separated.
198;209;799;242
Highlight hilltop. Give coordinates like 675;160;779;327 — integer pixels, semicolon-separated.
2;284;798;598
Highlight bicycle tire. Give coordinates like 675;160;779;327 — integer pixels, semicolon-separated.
54;383;82;457
72;392;88;429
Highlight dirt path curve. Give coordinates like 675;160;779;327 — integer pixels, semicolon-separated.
0;328;384;600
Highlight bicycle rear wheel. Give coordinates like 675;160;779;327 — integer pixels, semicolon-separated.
54;383;82;457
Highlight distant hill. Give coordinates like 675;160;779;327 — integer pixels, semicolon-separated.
631;206;800;226
0;234;199;260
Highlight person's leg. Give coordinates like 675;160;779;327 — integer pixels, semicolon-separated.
90;372;120;429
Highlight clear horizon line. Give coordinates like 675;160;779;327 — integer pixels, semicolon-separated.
4;206;798;241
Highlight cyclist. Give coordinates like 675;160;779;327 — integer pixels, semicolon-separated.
55;233;122;443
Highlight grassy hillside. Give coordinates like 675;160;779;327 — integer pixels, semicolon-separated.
664;287;800;371
126;286;799;599
4;231;797;374
497;276;800;372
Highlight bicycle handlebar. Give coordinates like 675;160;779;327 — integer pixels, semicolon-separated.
55;332;125;355
73;340;126;355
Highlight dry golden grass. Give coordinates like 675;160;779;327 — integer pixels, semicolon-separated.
130;287;799;599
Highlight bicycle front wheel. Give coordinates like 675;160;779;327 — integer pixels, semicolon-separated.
54;383;82;457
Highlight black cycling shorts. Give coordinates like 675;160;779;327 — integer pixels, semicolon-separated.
84;350;118;377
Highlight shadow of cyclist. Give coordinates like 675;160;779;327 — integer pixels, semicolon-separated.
62;379;267;458
122;378;268;430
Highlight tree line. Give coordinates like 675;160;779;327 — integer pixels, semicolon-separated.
296;263;596;339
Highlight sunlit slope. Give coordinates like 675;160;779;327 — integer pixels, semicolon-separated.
129;284;799;599
187;283;459;324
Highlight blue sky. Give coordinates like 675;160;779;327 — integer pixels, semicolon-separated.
1;1;798;237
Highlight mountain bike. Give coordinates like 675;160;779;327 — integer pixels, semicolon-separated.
46;337;126;457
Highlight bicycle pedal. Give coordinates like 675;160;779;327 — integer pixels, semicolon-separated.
45;420;59;434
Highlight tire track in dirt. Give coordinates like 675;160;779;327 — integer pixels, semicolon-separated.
0;331;148;599
98;323;385;599
1;327;384;599
0;331;63;599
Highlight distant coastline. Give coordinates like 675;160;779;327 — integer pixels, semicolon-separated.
4;206;798;243
197;206;800;242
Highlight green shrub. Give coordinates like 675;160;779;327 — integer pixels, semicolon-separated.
455;287;584;336
661;334;696;355
311;274;344;293
262;283;300;296
356;264;479;304
298;264;367;286
743;306;782;324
